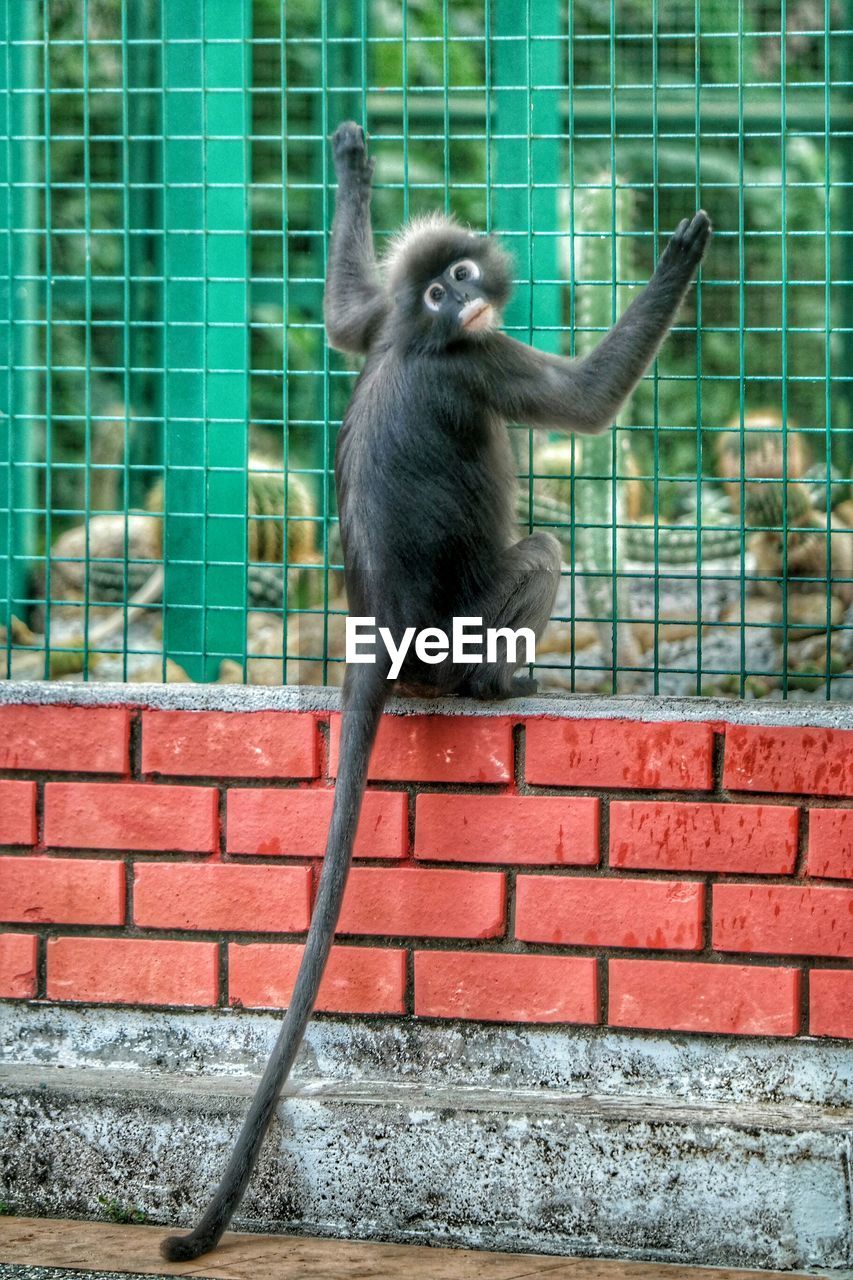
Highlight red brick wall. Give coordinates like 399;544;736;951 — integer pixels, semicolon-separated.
1;702;851;1039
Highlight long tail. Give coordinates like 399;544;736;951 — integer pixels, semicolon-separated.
161;665;389;1261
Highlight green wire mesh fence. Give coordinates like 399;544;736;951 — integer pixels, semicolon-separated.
1;0;852;699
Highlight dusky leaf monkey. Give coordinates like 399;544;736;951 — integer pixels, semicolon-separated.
161;122;711;1261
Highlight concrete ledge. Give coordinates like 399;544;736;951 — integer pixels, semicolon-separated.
1;677;853;728
1;1008;852;1273
2;1062;850;1274
5;1006;853;1108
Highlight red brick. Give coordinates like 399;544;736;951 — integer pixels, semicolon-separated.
807;809;853;880
610;800;798;875
0;933;38;998
0;780;37;846
142;710;318;779
609;958;801;1036
0;857;124;925
337;867;505;938
0;704;129;774
44;781;218;853
414;951;598;1023
330;714;512;784
229;943;406;1014
47;937;218;1007
227;788;407;859
516;876;704;950
525;719;713;791
133;863;311;933
809;970;853;1038
415;794;599;866
713;883;853;958
723;724;853;797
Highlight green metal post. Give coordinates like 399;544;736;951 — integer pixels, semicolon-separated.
492;0;562;355
161;0;252;682
0;0;39;657
127;0;165;508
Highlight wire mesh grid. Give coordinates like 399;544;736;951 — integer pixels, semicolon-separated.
1;0;851;699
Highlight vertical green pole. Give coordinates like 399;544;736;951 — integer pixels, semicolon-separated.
161;0;251;682
0;0;38;663
736;0;747;696
825;0;836;692
692;0;702;694
779;0;790;694
127;0;164;509
280;0;290;683
492;0;562;354
328;4;365;133
492;0;563;681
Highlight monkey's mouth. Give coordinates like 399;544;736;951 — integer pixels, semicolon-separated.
459;299;493;332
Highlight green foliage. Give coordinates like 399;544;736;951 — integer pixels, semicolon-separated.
96;1193;149;1225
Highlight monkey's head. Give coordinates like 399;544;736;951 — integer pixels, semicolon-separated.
384;214;513;352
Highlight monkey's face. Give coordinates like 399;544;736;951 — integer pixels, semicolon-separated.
386;221;513;353
422;257;498;338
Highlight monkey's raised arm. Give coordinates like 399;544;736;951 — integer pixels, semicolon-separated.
324;123;389;354
488;210;711;434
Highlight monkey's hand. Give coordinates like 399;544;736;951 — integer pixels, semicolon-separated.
332;121;375;190
656;209;712;281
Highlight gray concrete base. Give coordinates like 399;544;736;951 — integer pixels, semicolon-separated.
3;676;853;728
1;1007;852;1274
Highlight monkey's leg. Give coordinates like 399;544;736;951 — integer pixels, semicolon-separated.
461;530;561;700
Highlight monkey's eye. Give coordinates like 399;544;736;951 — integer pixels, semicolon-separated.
450;259;480;283
424;283;445;312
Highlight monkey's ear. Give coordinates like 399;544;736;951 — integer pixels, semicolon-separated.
482;236;516;309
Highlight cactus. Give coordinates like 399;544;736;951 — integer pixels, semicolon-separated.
52;458;318;612
572;178;640;673
623;482;740;563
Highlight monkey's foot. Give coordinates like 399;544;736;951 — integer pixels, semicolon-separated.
507;675;539;696
332;121;374;185
659;209;712;274
463;673;539;700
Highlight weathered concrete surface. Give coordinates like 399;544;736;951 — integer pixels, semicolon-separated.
1;1009;851;1274
3;1063;851;1274
2;677;853;729
4;1006;853;1109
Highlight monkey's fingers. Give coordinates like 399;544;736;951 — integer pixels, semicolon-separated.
332;120;366;154
681;209;712;254
659;209;712;274
332;120;374;183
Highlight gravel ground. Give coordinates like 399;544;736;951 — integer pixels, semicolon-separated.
0;1268;217;1280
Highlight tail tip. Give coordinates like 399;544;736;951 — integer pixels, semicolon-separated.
160;1232;206;1262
